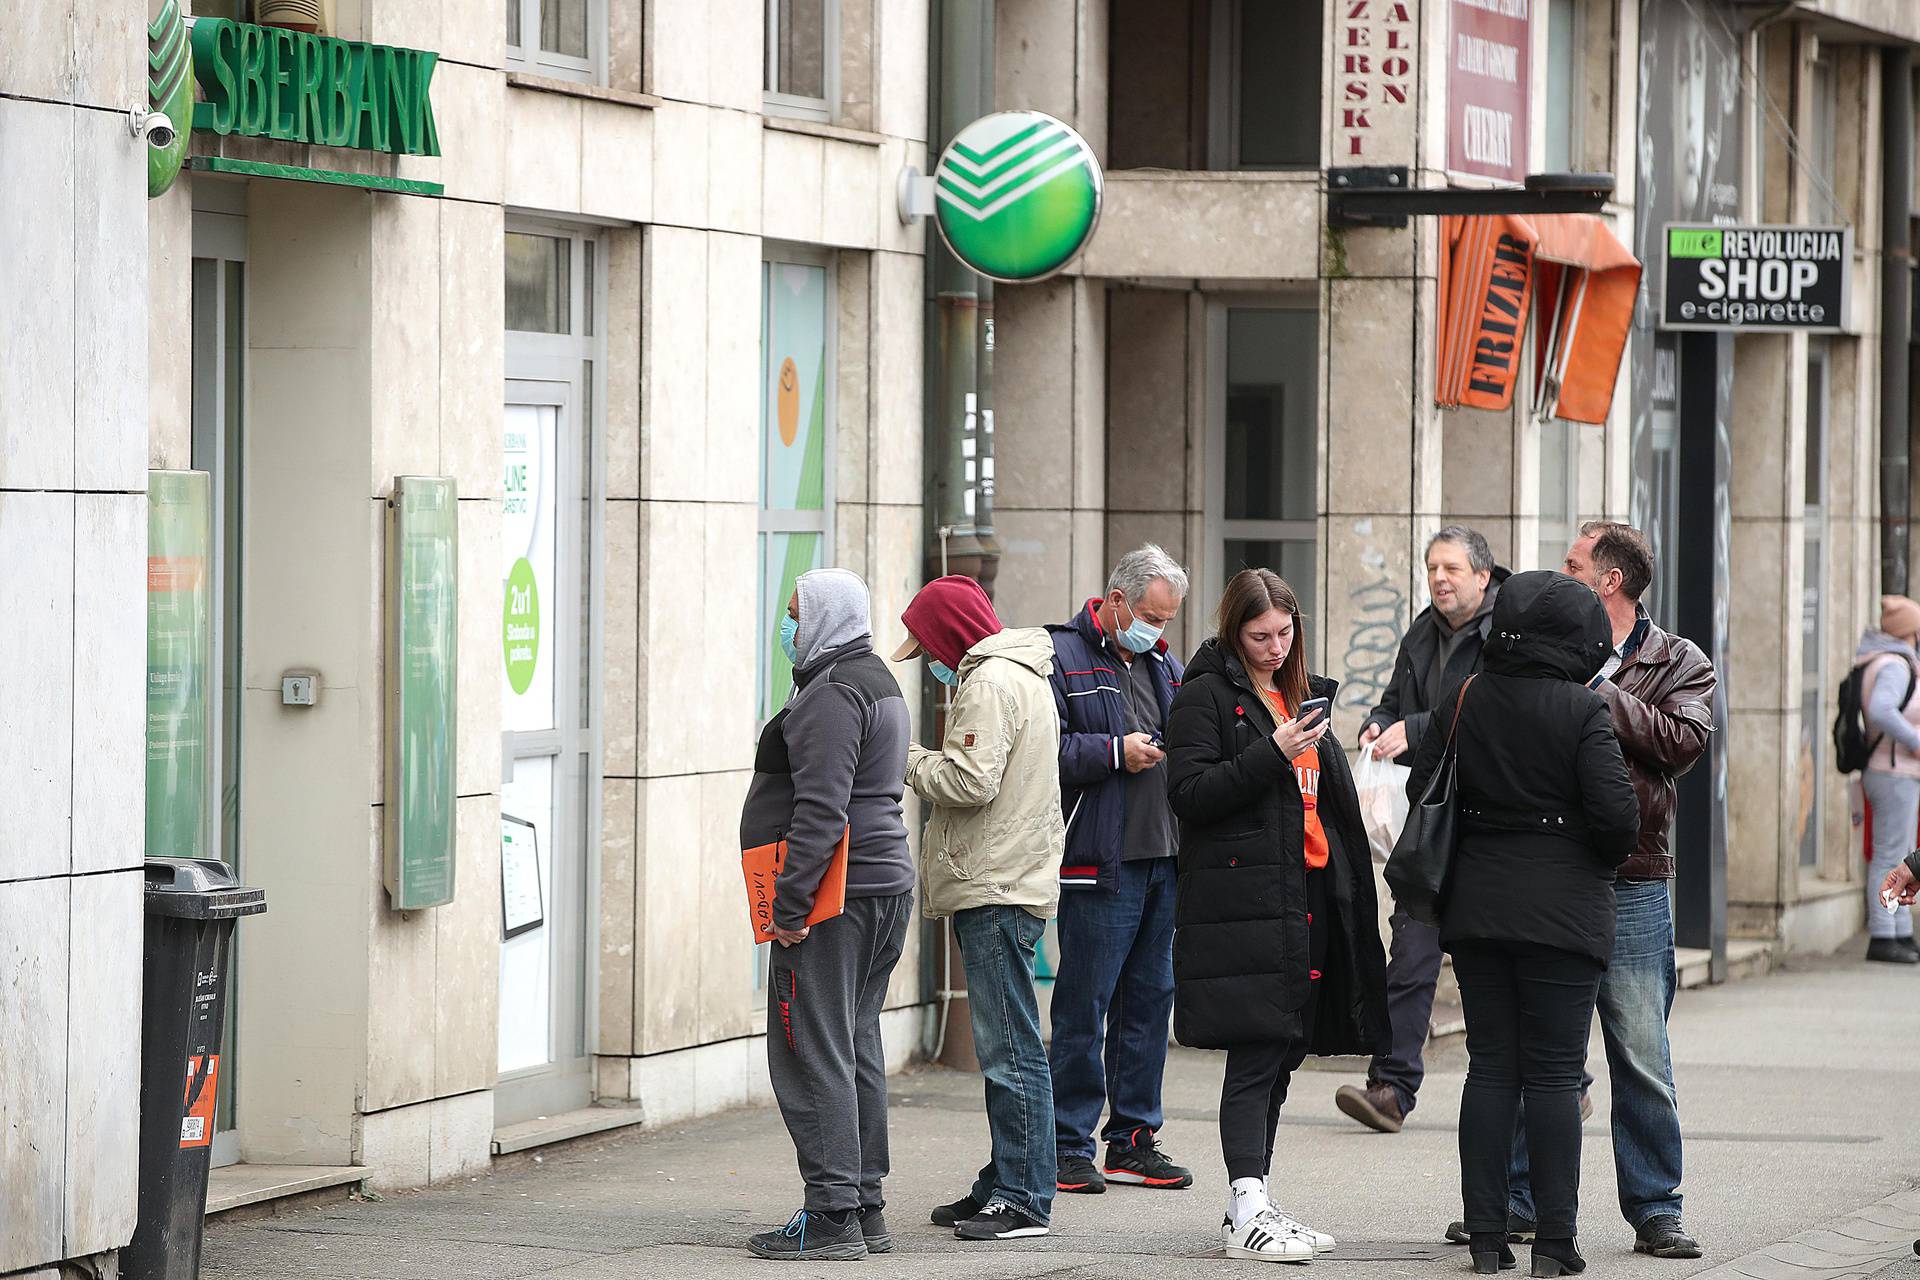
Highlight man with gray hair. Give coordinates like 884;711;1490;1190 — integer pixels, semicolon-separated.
1045;544;1193;1195
1335;525;1510;1136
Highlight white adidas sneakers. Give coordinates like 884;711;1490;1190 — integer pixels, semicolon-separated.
1266;1209;1337;1255
1221;1208;1322;1263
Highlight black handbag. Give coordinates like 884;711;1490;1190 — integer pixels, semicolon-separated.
1384;677;1476;926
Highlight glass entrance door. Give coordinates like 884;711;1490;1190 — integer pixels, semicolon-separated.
191;208;247;1168
498;384;592;1120
497;223;602;1126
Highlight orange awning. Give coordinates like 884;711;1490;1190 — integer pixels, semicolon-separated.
1436;213;1640;425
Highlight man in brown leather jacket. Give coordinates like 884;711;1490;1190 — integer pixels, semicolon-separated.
1470;522;1714;1260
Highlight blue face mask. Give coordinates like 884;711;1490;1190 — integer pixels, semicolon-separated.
929;659;960;687
1116;601;1164;653
779;615;800;666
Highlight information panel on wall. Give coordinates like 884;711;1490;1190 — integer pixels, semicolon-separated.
386;475;459;910
1661;223;1851;333
147;470;214;859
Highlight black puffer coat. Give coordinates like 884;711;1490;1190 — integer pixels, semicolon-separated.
1404;571;1641;966
1164;639;1390;1052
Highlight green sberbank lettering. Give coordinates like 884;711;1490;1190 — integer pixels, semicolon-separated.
190;18;440;157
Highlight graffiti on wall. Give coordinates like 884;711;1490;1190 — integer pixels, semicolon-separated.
1340;520;1408;714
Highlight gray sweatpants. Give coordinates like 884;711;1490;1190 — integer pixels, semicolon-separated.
767;892;914;1212
1863;771;1918;939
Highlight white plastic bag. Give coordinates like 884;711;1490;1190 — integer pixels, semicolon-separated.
1354;743;1412;864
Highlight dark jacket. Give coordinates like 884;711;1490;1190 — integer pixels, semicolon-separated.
1164;639;1389;1053
1601;610;1715;879
1362;565;1511;754
1047;599;1184;892
1406;572;1641;966
740;571;913;932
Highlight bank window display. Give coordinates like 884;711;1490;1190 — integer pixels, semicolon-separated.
507;0;603;83
500;223;605;1125
765;0;837;120
1798;339;1831;870
758;253;836;725
1210;0;1321;168
1209;305;1318;623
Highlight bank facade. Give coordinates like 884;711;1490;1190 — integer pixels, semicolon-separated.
4;1;1919;1274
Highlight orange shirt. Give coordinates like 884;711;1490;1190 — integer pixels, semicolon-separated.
1258;687;1329;870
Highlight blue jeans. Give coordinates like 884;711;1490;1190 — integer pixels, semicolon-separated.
1048;857;1177;1160
1508;880;1685;1230
953;904;1056;1222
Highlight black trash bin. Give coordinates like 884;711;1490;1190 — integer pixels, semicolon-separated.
125;858;266;1280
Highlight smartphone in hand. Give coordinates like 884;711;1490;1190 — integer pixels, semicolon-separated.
1296;696;1331;725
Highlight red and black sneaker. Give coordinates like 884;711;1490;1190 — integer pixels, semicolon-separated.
1056;1153;1106;1194
1101;1128;1193;1190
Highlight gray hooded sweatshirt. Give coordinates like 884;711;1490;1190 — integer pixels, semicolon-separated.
1856;628;1920;758
740;569;914;931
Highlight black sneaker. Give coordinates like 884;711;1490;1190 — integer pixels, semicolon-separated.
930;1194;981;1228
954;1198;1050;1241
1448;1214;1537;1245
1634;1215;1702;1259
746;1208;869;1261
1102;1127;1193;1189
1867;937;1920;964
1056;1153;1106;1194
859;1206;891;1254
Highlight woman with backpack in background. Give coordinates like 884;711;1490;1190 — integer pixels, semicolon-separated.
1851;596;1920;964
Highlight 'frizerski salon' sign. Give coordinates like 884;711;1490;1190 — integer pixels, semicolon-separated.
1662;224;1851;332
191;18;440;156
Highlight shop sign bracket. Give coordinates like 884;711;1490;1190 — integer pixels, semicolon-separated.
1328;168;1615;229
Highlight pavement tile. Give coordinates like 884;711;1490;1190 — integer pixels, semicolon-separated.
201;950;1920;1279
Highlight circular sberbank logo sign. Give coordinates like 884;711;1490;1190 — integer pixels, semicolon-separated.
503;557;540;696
933;111;1102;283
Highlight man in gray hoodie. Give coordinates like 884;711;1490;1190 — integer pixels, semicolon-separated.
741;568;915;1262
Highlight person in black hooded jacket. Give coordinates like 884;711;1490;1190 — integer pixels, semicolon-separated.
1402;571;1639;1278
1164;568;1389;1262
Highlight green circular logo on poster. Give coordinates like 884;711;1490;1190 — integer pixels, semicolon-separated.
503;557;540;696
933;111;1103;283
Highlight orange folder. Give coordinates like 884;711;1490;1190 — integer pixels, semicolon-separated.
742;827;850;943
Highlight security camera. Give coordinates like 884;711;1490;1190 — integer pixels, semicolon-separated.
128;107;177;150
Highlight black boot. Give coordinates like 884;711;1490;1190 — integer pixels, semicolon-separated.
1471;1232;1517;1273
1531;1237;1586;1277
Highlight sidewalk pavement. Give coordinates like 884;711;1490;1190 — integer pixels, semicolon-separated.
204;946;1920;1279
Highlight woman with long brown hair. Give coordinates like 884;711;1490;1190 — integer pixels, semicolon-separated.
1164;569;1389;1262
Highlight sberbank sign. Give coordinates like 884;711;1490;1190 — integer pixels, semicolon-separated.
191;19;440;156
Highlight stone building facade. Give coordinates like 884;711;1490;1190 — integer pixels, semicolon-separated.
8;1;1920;1270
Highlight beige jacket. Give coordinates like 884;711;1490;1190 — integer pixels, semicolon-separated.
907;628;1066;920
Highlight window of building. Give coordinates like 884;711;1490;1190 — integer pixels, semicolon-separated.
1209;0;1322;169
1544;0;1581;173
508;0;604;83
1208;304;1318;625
1807;52;1839;223
765;0;837;120
1646;336;1681;631
1798;338;1830;870
500;222;605;1126
1537;417;1581;571
758;250;836;723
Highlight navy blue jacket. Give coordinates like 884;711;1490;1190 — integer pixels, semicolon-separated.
1046;599;1184;892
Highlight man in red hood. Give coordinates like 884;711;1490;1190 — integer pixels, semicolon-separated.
893;576;1067;1242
